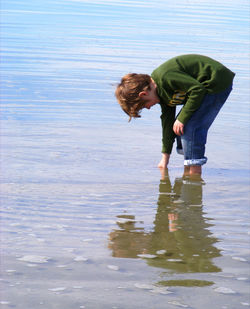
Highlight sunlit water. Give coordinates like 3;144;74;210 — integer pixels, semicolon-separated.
1;0;250;308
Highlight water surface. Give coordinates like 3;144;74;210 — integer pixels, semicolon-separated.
1;0;250;308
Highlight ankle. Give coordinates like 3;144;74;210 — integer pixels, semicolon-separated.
189;165;202;176
183;166;190;177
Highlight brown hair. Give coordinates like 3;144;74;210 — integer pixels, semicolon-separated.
115;73;151;121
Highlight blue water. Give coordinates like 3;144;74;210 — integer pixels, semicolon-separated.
0;0;250;308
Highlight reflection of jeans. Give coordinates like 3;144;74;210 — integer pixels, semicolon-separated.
176;85;233;166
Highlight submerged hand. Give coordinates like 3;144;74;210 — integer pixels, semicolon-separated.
173;119;184;136
158;153;170;169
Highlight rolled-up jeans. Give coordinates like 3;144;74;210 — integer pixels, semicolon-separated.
176;85;233;166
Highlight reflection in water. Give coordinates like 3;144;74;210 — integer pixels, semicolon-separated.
108;170;221;286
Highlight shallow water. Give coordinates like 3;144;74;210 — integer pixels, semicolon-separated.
1;0;250;308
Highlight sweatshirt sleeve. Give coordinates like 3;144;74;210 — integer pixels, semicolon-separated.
160;103;176;154
166;71;207;124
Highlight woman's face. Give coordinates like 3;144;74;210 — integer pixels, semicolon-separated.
141;79;160;109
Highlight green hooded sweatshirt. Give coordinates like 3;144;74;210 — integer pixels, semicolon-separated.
151;54;235;154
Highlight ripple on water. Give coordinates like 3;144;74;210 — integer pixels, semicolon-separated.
214;287;237;294
17;255;50;264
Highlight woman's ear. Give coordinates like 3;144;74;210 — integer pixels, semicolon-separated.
139;91;147;98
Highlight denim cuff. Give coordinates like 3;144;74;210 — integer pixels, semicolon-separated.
184;157;207;166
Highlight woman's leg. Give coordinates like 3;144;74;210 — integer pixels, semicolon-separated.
181;85;232;175
183;166;190;176
189;165;202;175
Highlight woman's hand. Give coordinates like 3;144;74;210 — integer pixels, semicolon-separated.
158;153;170;169
173;119;184;136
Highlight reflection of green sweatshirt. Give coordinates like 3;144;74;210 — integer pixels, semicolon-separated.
151;54;235;154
